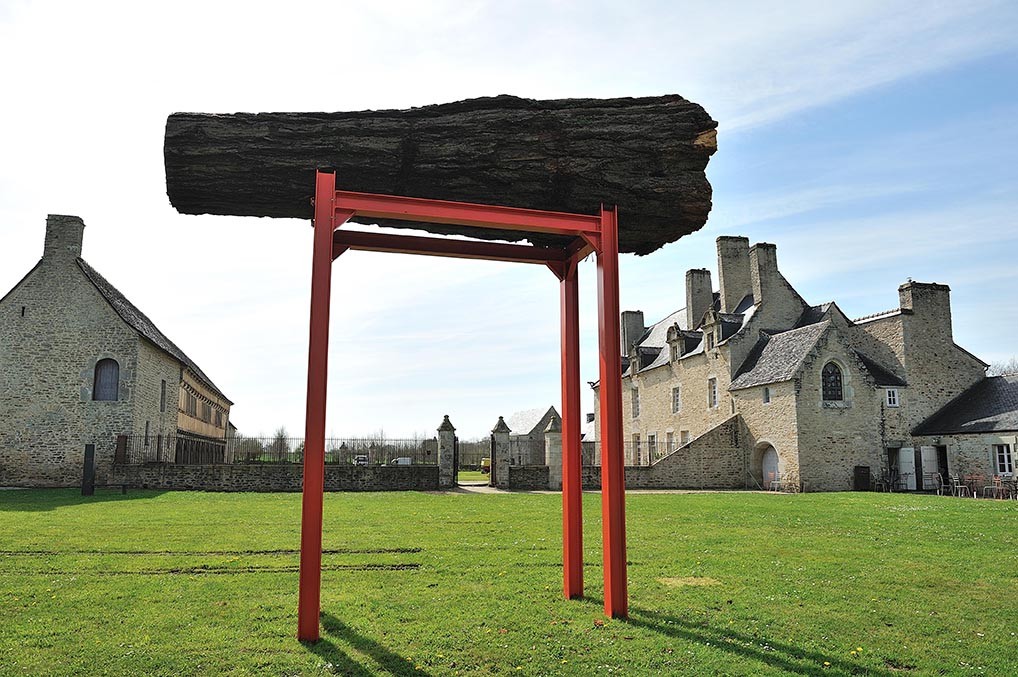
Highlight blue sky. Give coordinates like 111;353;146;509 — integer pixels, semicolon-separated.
1;1;1016;439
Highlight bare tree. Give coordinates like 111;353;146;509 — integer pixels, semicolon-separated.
988;356;1018;376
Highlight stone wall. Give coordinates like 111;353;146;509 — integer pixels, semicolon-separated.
0;216;143;487
733;380;800;489
914;432;1018;479
793;329;887;491
132;340;182;461
507;465;549;490
110;463;439;492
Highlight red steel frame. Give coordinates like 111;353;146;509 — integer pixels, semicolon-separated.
298;170;628;641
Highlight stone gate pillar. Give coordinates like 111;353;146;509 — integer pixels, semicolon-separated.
437;414;457;489
545;414;562;490
492;416;511;489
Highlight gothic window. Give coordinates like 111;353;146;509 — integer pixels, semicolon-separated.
822;362;844;401
93;359;119;401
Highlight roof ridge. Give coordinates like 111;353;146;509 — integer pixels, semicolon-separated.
76;258;230;402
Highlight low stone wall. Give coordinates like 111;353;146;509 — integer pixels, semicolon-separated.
110;463;439;492
508;465;550;490
580;417;746;490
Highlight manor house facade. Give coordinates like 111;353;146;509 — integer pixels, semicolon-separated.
591;236;1009;492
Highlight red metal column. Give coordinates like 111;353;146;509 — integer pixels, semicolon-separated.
560;256;583;599
297;170;337;642
596;205;628;618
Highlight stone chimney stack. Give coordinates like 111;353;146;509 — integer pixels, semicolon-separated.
899;281;953;343
620;310;645;353
750;242;779;306
716;236;752;313
43;214;85;263
685;268;713;329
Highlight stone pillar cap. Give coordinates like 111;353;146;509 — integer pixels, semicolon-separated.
438;414;456;432
491;416;511;434
544;415;561;433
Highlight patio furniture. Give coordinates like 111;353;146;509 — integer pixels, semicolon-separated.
983;475;1006;499
947;474;970;498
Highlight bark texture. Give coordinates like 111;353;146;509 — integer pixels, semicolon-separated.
164;94;717;254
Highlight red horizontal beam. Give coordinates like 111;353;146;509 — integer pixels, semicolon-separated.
333;229;571;265
334;190;602;237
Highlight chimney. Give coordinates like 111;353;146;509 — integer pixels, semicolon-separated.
685;268;713;329
43;214;85;263
716;236;751;313
899;281;953;342
750;242;779;305
621;310;645;353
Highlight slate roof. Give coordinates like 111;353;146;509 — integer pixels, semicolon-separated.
729;322;829;390
914;375;1018;435
854;351;907;387
505;406;558;436
77;259;230;402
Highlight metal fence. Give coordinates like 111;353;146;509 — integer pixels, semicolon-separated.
115;434;439;466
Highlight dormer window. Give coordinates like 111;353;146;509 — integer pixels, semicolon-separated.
822;363;843;401
705;332;715;351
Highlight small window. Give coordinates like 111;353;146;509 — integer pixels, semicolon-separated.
680;430;691;445
201;402;212;423
666;432;674;453
160;379;167;413
144;421;150;447
885;388;899;408
215;410;223;427
648;434;657;458
670;343;679;361
632;388;640;418
93;359;120;401
671;386;682;413
994;444;1013;475
706;332;715;351
708;378;718;408
822;362;843;401
632;434;641;459
763;387;771;404
20;306;26;317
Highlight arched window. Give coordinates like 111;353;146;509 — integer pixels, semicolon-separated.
93;359;120;401
822;362;843;401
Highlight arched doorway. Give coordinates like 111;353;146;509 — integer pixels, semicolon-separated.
761;445;779;490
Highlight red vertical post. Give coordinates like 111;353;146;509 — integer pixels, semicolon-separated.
298;170;337;642
560;256;583;598
596;205;628;618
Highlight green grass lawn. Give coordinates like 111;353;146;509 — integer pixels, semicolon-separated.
1;489;1016;676
456;471;489;483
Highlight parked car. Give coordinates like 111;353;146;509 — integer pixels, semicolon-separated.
390;457;412;466
480;457;491;474
353;454;369;466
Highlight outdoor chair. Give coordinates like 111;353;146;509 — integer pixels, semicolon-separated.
982;475;1005;499
966;474;985;498
873;472;891;493
947;474;970;498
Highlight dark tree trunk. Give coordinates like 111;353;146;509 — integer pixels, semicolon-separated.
164;94;717;255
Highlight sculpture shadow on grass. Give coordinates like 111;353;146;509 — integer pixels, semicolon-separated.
0;487;167;512
579;597;896;677
303;612;429;677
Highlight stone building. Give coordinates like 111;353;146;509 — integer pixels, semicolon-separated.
505;406;559;465
592;235;999;492
0;215;233;487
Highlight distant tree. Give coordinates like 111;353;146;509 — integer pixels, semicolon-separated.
269;426;290;460
231;435;265;463
988;356;1018;376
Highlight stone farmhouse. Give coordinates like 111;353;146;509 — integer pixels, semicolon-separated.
505;405;559;465
591;235;1015;492
0;215;233;487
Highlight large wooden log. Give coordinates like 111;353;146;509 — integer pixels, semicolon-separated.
164;95;717;255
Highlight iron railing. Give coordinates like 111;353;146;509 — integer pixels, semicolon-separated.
114;434;439;466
